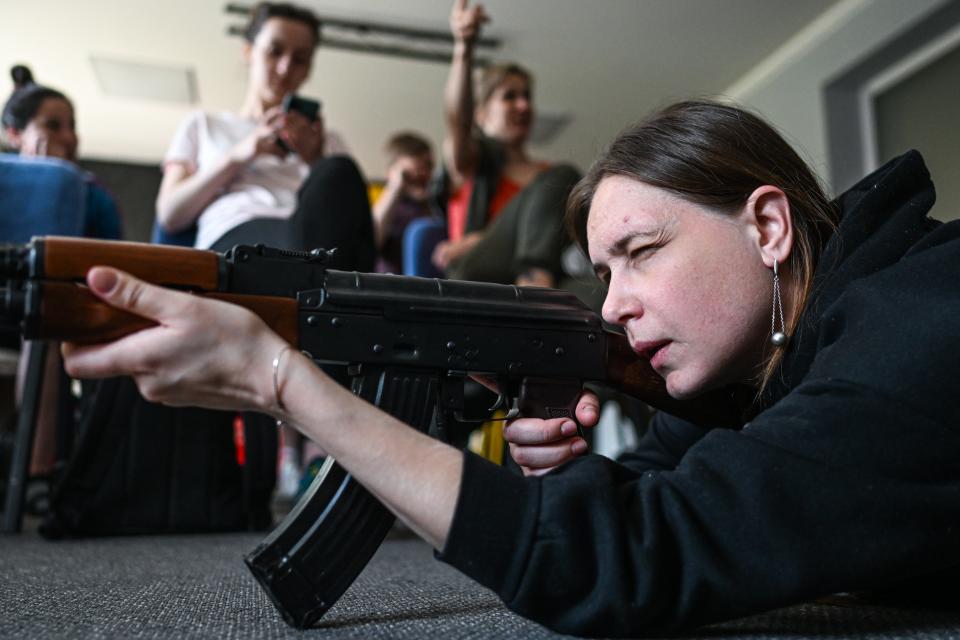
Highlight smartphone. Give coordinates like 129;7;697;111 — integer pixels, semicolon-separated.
275;94;321;153
282;94;321;121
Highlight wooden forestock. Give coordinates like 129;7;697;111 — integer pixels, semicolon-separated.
36;282;299;346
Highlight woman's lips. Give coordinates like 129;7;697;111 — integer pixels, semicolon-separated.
633;340;671;369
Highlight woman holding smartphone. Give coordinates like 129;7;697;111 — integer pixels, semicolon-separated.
155;1;373;500
155;1;374;272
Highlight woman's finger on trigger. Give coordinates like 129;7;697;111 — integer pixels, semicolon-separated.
576;391;602;427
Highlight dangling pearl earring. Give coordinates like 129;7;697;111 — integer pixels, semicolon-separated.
771;259;788;347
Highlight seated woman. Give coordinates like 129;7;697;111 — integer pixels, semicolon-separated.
3;65;123;507
62;100;960;636
3;65;122;240
156;1;374;271
431;0;581;287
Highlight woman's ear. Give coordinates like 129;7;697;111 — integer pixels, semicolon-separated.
745;185;794;269
241;41;253;65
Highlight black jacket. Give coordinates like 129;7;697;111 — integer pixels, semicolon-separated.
438;151;960;636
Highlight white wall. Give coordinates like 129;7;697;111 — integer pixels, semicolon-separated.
724;0;950;194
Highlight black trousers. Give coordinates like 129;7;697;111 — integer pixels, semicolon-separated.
211;155;375;272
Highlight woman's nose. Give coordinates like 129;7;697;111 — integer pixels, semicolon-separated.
601;275;640;327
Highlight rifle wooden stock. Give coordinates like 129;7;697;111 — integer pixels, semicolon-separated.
34;281;299;346
606;336;741;425
40;237;221;289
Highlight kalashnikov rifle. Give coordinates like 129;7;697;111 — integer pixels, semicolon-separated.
0;236;736;627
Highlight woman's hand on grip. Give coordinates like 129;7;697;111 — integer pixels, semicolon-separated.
505;391;600;476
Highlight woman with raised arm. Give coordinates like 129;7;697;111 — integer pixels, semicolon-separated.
63;100;960;636
156;1;374;270
431;0;581;287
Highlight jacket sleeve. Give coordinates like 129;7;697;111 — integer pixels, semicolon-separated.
440;385;960;637
438;227;960;637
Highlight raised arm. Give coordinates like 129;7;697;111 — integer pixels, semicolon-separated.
61;267;461;549
443;0;488;185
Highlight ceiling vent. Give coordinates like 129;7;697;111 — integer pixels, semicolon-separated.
90;55;198;104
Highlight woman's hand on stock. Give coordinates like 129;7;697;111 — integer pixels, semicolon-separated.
61;267;288;414
280;111;325;165
504;391;600;476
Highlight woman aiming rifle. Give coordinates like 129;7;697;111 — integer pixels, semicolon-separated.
62;100;960;636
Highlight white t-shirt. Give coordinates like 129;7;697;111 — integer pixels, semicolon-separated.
163;110;349;249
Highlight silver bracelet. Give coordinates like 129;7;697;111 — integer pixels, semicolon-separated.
272;345;293;427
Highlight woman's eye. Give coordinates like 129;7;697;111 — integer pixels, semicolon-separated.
629;247;662;268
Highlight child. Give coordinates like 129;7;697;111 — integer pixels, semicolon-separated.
372;132;436;274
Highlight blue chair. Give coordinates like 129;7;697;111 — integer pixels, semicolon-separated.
0;154;86;242
402;217;447;278
151;220;197;247
0;153;88;532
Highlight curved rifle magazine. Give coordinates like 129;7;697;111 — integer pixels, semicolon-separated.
244;365;439;628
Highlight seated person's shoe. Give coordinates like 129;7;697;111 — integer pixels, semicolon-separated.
276;457;301;500
24;475;51;517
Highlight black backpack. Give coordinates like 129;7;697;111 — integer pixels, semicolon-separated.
40;377;276;537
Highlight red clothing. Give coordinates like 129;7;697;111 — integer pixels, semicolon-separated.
447;175;522;242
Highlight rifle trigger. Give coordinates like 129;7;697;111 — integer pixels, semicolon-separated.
488;390;508;413
486;395;519;421
487;375;514;414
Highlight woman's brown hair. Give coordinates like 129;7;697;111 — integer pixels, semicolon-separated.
244;2;321;47
566;100;839;390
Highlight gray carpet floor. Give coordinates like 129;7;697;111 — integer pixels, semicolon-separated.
2;527;960;639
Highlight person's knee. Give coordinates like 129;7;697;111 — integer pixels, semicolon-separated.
308;154;364;184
